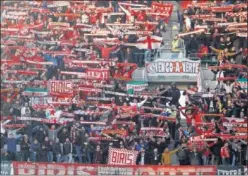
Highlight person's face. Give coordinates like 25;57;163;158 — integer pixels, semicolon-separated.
51;125;55;130
96;145;100;151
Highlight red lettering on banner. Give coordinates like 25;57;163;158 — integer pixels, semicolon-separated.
12;162;217;175
112;151;117;163
119;153;125;164
108;148;138;165
48;81;73;96
127;154;133;165
86;69;109;80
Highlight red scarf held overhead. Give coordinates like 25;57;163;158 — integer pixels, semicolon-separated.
1;90;19;102
221;147;230;158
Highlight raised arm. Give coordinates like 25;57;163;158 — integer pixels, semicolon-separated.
109;44;119;52
119;4;131;16
209;46;221;54
227;51;239;57
55;125;64;133
170;148;180;155
94;43;103;50
42;123;49;131
239;139;247;145
137;96;148;108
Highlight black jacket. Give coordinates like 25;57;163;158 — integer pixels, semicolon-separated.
44;141;53;152
34;130;46;143
58;131;70;143
150;152;161;165
136;152;150;165
63;142;72;155
39;148;48;162
168;87;181;106
20;141;30;152
52;142;62;154
209;141;223;156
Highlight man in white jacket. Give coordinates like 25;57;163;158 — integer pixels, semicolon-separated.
129;96;148;109
223;81;234;94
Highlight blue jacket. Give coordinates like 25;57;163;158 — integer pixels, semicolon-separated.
30;142;41;152
44;54;57;66
6;138;17;153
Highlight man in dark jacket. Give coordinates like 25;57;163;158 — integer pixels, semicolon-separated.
39;145;48;162
190;148;202;165
58;128;70;143
136;148;150;165
52;138;62;162
186;34;198;57
63;138;73;163
177;143;191;165
209;137;223;165
168;83;181;107
82;141;94;163
44;137;53;162
20;135;30;161
93;145;103;164
150;148;161;165
34;127;46;143
30;139;40;162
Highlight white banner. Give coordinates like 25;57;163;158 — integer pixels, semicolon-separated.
145;59;200;82
108;148;138;165
29;97;53;106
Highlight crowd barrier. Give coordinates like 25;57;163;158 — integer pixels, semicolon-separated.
1;161;247;175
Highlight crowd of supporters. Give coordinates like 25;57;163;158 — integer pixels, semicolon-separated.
0;0;247;167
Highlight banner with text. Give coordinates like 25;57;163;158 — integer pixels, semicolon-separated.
29;97;53;107
217;165;245;175
108;148;138;165
145;59;200;82
47;80;74;97
12;162;216;175
0;161;12;175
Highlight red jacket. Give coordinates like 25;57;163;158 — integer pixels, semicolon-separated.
220;146;230;158
95;45;119;59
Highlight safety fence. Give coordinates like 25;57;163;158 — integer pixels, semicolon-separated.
1;161;247;175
